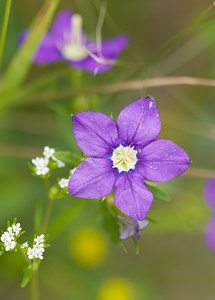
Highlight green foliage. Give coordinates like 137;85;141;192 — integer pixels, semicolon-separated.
0;0;60;110
146;183;170;202
54;151;82;168
100;201;120;244
21;264;33;288
48;199;87;240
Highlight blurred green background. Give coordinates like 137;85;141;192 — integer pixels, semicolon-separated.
1;0;215;299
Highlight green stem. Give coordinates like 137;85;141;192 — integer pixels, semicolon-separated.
0;0;12;71
31;262;39;300
145;2;215;68
41;179;53;233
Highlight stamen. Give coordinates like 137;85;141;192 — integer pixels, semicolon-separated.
70;14;83;46
61;15;88;61
111;145;138;173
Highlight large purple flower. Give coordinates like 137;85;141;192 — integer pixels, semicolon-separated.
19;10;129;74
69;97;190;220
203;179;215;252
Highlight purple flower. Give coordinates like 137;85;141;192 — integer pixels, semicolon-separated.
19;10;129;74
68;97;190;220
203;179;215;252
117;215;149;241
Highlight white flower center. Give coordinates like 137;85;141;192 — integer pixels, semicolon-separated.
111;145;138;173
61;15;88;61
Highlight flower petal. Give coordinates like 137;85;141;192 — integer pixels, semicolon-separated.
204;179;215;211
119;226;137;240
18;30;28;46
68;157;116;198
138;219;149;230
117;215;138;228
98;35;129;57
114;171;153;221
205;218;215;253
72;111;119;157
18;30;62;64
68;56;114;74
138;139;190;182
117;97;161;148
34;33;62;64
50;10;73;44
68;35;129;74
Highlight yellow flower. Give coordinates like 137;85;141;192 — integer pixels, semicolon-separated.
70;227;108;267
98;277;134;300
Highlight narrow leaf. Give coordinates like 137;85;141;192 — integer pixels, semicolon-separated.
0;0;60;109
0;0;12;70
21;264;33;288
54;151;81;167
147;185;170;202
100;201;120;244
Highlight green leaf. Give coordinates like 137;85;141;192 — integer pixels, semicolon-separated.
100;201;120;244
0;249;4;256
0;0;12;70
0;0;60;109
145;180;157;187
51;104;81;152
48;199;87;240
21;264;33;288
54;151;81;167
146;217;158;224
134;240;139;255
147;184;170;202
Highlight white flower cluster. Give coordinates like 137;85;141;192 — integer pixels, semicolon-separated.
59;178;70;189
32;146;65;176
58;168;77;189
43;146;65;168
32;157;49;175
0;223;21;251
27;234;45;260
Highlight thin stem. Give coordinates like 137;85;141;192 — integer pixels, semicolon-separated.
25;76;215;104
31;262;39;300
145;2;215;67
183;167;215;179
41;179;53;233
0;0;12;71
96;0;107;57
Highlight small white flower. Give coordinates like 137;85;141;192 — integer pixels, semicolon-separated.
33;244;45;259
7;227;14;240
34;234;45;244
27;247;35;260
59;178;69;189
34;250;44;260
1;232;10;243
12;223;21;236
33;243;45;251
5;240;16;251
35;165;49;176
32;157;49;175
21;242;28;248
43;146;55;159
52;157;65;168
32;157;49;167
70;168;77;176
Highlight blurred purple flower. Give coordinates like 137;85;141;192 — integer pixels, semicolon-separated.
203;178;215;252
68;97;190;220
117;215;149;241
18;10;129;74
